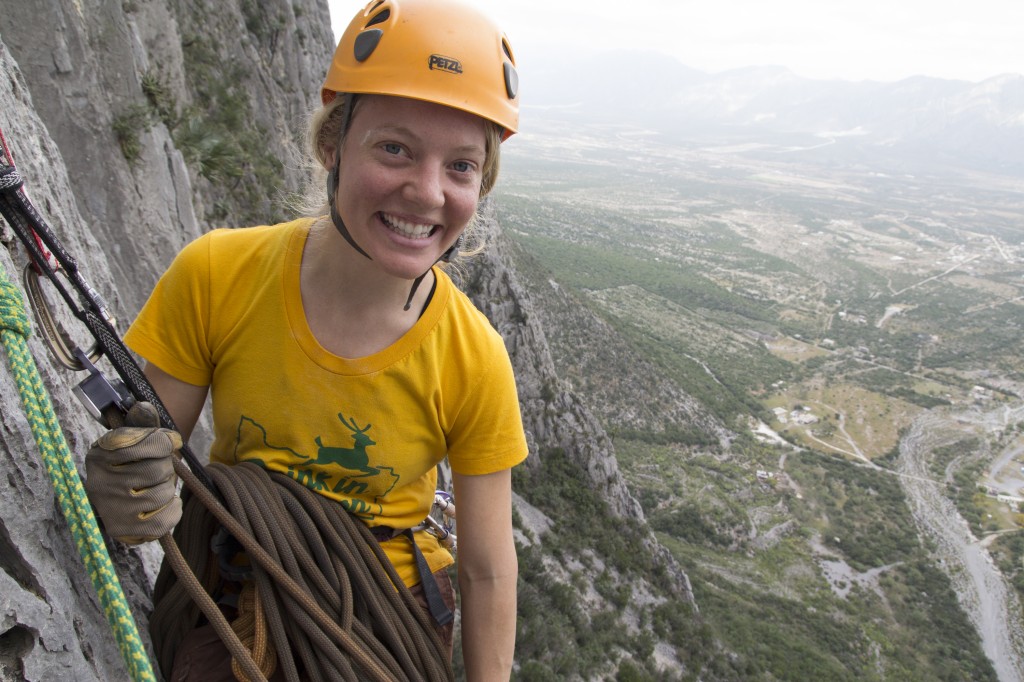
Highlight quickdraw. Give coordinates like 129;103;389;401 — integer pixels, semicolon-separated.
0;127;215;492
23;264;106;370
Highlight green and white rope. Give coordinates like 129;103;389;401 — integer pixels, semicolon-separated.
0;267;156;682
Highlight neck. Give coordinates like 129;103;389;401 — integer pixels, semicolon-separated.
302;217;435;317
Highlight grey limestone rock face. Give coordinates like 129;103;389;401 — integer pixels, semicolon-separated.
0;0;335;676
1;38;155;681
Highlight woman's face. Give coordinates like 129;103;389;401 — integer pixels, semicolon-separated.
331;95;487;280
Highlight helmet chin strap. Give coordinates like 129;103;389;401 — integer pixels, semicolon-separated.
402;234;462;311
327;165;372;260
327;96;371;260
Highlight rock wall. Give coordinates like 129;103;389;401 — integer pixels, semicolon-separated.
463;208;696;601
464;206;645;521
0;0;333;314
1;39;156;680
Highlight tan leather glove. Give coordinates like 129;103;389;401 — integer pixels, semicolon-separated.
85;401;183;544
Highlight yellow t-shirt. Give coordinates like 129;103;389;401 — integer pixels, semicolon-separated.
124;218;528;586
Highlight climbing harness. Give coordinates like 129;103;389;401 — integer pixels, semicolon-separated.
0;128;457;681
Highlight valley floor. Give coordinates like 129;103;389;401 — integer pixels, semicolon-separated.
898;403;1024;682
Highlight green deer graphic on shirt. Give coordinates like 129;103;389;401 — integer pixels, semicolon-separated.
234;412;400;520
311;413;379;476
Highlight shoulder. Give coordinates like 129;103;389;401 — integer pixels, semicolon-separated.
435;270;507;351
172;218;311;280
427;271;514;389
198;218;309;258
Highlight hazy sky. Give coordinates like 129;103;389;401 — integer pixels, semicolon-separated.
327;0;1024;83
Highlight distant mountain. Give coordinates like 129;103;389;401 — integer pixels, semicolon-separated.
522;49;1024;174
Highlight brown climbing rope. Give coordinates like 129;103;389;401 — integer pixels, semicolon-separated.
230;581;278;682
151;459;454;682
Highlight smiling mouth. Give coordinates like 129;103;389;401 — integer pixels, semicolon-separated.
380;212;437;240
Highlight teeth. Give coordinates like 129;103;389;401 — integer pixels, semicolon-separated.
381;212;435;239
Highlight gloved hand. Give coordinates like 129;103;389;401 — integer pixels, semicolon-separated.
85;401;183;544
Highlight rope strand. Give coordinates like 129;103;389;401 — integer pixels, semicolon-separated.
151;459;453;682
0;270;157;682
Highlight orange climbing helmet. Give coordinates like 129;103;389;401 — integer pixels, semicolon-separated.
323;0;519;139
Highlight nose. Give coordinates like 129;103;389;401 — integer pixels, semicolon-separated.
403;162;445;209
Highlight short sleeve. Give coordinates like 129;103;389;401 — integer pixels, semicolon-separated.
123;233;213;386
445;331;528;476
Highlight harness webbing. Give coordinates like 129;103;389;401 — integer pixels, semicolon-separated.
0;270;156;682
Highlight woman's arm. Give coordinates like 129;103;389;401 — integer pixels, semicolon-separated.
452;468;518;681
142;362;209;442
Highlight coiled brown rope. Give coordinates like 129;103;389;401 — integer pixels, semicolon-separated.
230;581;277;682
158;534;270;682
150;460;454;682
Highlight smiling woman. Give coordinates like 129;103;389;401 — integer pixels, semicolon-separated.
300;95;494;357
80;0;530;680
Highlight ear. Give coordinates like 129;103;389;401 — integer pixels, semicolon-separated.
322;145;338;171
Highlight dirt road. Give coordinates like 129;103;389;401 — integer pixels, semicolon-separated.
898;406;1024;682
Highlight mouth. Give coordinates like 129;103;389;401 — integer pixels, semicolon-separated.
379;212;438;240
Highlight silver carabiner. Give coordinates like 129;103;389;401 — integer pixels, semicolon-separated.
22;263;106;370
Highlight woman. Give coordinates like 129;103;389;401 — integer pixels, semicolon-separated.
84;0;527;679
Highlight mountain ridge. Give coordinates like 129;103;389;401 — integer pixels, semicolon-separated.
522;48;1024;175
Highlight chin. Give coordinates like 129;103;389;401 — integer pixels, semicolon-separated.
377;256;441;282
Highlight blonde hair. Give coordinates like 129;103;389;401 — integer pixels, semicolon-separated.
296;94;503;262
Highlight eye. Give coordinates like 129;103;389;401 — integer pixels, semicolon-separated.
451;160;475;173
382;142;403;155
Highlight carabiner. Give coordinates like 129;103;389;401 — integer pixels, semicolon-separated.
22;263;106;370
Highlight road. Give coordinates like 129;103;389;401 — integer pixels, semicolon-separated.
898;406;1024;682
987;440;1024;500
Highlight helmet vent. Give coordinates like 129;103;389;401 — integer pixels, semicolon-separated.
365;8;390;27
504;62;519;99
501;38;514;63
354;29;384;62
